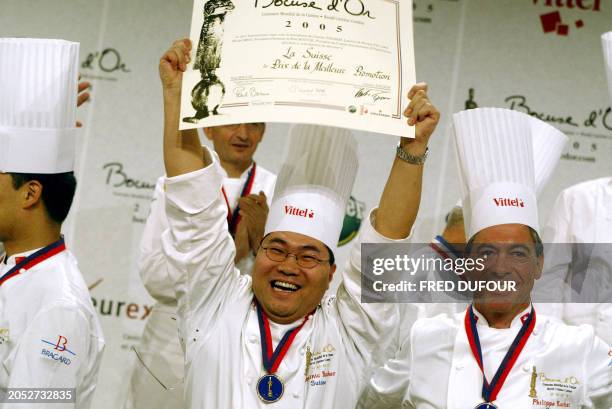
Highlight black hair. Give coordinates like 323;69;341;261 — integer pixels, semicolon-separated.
465;226;543;257
324;244;335;265
9;172;77;224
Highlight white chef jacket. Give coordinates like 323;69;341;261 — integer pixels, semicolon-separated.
160;149;406;409
361;306;612;409
540;177;612;343
125;163;276;409
0;248;105;409
359;238;567;409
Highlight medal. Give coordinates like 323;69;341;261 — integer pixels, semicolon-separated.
0;237;66;286
256;373;284;403
474;403;498;409
465;305;536;408
255;300;310;403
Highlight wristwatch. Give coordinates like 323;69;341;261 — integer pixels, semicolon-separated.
396;143;428;165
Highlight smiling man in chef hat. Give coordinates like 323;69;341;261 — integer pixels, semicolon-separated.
0;38;104;408
358;108;611;409
158;38;439;409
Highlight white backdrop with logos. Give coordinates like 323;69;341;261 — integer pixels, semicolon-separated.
1;1;611;408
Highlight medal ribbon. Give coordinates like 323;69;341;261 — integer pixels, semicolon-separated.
221;163;257;236
0;237;66;286
255;300;309;374
431;235;462;259
464;305;536;403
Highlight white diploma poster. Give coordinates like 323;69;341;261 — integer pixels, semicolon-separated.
180;0;415;137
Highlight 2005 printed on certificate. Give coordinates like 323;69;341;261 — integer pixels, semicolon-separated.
180;0;416;137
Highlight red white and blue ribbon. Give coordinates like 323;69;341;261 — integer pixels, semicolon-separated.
221;163;257;237
464;305;536;404
0;237;66;286
255;300;308;374
430;235;462;260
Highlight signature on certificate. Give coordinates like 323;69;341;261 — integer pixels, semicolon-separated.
234;86;270;98
355;88;391;103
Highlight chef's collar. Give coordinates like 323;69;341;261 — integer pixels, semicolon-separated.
218;161;254;180
472;304;533;328
3;247;42;267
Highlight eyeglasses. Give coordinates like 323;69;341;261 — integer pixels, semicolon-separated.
260;246;329;269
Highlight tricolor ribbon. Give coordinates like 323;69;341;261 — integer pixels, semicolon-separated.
0;237;66;286
255;300;309;374
430;235;462;260
222;163;257;237
465;305;536;404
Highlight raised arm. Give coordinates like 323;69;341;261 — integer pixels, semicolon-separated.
160;39;206;177
375;83;439;239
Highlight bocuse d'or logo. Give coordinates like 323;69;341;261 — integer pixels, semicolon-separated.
532;0;602;37
81;47;131;81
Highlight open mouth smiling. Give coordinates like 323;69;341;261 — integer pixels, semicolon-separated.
270;280;301;293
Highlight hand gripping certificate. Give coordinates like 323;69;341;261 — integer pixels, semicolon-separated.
179;0;415;137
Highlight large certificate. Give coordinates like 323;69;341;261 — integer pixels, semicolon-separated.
179;0;415;137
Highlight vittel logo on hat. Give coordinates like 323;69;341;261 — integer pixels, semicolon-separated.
493;197;525;208
285;205;314;219
532;0;602;37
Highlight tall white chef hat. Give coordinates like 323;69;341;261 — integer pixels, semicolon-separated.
264;125;358;257
453;108;538;240
452;114;565;226
529;116;567;197
603;32;612;104
0;38;79;174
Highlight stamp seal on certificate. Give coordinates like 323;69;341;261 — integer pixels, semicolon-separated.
180;0;416;137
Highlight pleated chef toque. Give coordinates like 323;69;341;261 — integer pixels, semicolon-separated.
0;38;79;173
453;113;565;224
452;108;538;240
529;116;567;197
603;32;612;104
265;125;359;256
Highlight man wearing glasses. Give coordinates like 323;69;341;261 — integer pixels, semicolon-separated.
155;38;439;408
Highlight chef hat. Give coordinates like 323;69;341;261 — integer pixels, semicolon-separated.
453;108;538;240
603;32;612;104
265;125;358;256
0;38;79;174
529;116;567;196
452;115;565;223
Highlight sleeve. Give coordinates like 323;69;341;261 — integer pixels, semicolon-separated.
335;208;410;369
138;176;177;305
2;302;94;409
161;148;246;347
583;331;612;408
356;305;419;409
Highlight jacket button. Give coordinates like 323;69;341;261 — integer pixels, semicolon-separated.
522;365;530;372
455;362;464;370
293;392;300;399
249;335;258;344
